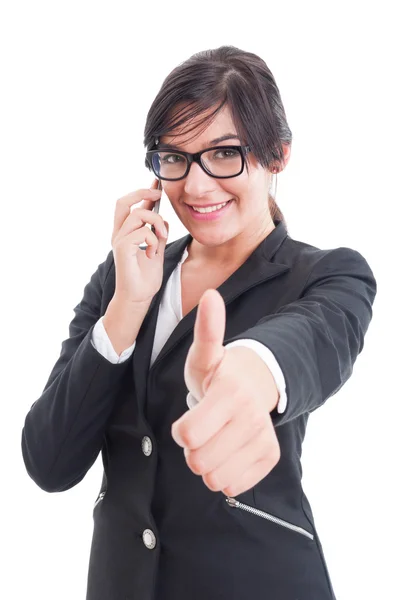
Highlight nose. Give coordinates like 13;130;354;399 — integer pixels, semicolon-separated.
183;161;219;199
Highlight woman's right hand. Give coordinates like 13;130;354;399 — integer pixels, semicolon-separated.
111;179;169;306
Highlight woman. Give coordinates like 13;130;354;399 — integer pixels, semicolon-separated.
21;46;377;599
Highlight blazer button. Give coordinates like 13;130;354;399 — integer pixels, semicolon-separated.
141;436;153;456
142;529;156;549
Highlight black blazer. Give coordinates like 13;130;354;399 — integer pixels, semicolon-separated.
21;219;377;600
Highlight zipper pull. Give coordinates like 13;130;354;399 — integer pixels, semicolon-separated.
226;497;239;508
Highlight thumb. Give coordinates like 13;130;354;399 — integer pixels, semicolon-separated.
185;288;226;398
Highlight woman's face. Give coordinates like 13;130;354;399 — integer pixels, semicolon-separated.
158;105;288;261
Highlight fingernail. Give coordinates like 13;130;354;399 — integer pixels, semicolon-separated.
162;225;168;237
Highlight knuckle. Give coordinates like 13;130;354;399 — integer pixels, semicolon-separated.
239;392;253;410
129;206;141;218
116;193;131;206
203;471;220;491
250;409;268;431
112;235;121;249
188;452;206;475
178;423;196;448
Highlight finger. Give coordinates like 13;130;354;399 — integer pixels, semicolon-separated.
113;226;159;258
172;378;236;450
154;220;169;258
202;430;277;493
116;207;167;243
184;409;267;475
141;198;160;212
144;219;169;260
141;178;163;211
221;457;275;498
113;188;161;236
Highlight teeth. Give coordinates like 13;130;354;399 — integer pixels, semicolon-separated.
192;201;230;214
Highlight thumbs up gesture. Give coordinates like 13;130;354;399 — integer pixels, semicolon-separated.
171;289;281;498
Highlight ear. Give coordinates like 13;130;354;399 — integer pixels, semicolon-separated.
280;143;291;170
272;143;291;173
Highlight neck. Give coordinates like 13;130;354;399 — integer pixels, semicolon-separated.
186;219;276;268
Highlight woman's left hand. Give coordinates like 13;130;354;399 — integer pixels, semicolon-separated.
171;289;281;498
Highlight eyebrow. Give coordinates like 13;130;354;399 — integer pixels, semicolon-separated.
157;133;240;151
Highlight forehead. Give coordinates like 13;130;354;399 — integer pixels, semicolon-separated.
161;104;239;150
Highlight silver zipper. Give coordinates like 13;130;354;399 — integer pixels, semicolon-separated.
226;497;314;540
93;491;106;509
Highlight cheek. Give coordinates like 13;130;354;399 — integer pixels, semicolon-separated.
163;183;184;205
223;178;247;199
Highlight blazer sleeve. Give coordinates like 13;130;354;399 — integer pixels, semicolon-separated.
225;247;377;427
21;250;133;493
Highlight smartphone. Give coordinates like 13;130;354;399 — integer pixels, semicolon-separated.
151;179;162;235
139;179;162;250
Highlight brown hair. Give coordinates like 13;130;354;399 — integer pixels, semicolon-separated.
143;45;292;229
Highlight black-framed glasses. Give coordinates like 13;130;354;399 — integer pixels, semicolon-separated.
145;145;251;181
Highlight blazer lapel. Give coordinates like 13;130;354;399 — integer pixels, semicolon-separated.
132;220;291;413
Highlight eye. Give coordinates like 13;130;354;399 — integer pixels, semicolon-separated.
159;153;185;164
213;148;240;160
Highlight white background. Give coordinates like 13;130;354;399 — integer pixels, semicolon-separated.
1;1;396;598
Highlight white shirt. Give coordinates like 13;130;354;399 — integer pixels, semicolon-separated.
91;243;287;413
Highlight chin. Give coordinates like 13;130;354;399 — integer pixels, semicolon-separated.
190;230;235;246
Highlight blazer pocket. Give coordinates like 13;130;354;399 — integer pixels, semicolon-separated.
225;497;314;541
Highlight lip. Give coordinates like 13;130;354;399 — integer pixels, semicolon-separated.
186;199;233;221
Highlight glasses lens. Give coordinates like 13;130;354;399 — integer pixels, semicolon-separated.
201;147;243;177
150;147;244;180
152;152;188;179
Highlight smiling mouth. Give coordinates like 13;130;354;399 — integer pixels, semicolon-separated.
188;199;233;213
185;199;234;220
